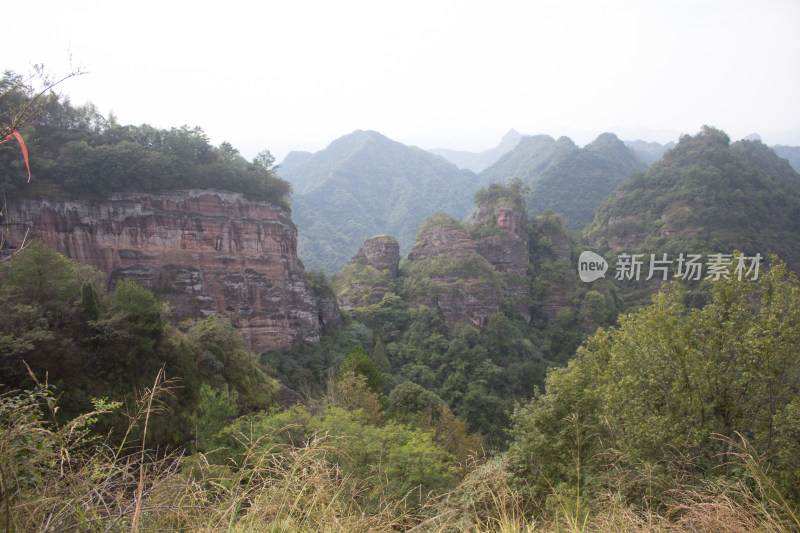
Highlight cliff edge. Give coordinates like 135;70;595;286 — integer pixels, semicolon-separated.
3;189;338;353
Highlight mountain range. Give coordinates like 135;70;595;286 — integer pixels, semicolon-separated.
589;126;800;258
280;130;480;273
477;132;647;229
282;130;653;271
428;129;524;173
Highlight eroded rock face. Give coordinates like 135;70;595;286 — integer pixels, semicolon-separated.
347;235;400;277
4;190;337;353
473;205;528;275
472;205;530;322
406;225;501;329
407;226;478;261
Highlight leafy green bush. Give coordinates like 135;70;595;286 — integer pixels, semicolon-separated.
509;257;800;509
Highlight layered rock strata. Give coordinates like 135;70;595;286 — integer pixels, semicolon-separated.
406;225;501;329
337;235;401;310
347;235;400;277
3;190;337;353
473;204;531;322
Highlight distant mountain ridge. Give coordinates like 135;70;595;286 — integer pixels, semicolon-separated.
624;139;676;165
588;126;800;275
429;129;524;172
281;130;479;273
280;128;800;274
478;132;647;230
773;145;800;174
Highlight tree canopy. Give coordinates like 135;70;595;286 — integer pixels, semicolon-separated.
0;70;291;207
508;256;800;507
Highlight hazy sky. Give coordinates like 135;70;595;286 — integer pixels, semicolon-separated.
6;0;800;162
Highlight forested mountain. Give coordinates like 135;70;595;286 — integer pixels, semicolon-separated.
773;144;800;173
587;126;800;307
624;138;676;165
267;183;618;443
281;130;480;273
478;132;647;229
428;128;524;172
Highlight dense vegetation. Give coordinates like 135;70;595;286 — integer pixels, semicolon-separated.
273;184;617;445
0;70;291;206
586;126;800;310
508;257;800;522
0;240;278;446
5;257;800;531
4;70;800;529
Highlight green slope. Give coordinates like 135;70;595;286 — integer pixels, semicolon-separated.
478;133;646;230
283;130;480;273
587;126;800;296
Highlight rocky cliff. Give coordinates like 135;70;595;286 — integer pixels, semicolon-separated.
472;205;528;276
338;204;533;330
347;235;400;278
406;223;501;329
3;189;338;353
334;235;401;311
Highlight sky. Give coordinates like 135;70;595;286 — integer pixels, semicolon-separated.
6;0;800;162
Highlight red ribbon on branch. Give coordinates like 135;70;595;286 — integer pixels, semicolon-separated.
0;130;31;182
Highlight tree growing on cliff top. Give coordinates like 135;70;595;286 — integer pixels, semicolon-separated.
1;64;84;139
1;65;84;259
473;178;529;211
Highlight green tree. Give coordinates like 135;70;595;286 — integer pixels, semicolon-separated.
388;381;443;420
187;315;278;411
509;257;800;507
371;337;391;373
340;346;385;395
190;383;239;451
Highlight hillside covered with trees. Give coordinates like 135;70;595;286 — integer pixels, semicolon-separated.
264;183;618;444
281;130;480;273
0;71;291;207
4;68;800;530
478;132;647;229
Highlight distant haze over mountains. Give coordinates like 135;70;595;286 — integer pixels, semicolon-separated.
429;129;524;173
280;130;479;273
279;128;800;273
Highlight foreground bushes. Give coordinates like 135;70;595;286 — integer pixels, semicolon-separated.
508;257;800;523
3;372;800;532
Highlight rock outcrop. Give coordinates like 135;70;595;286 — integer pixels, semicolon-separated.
335;235;401;310
407;225;478;261
472;205;528;276
347;235;400;277
472;204;531;323
405;224;501;329
3;189;338;353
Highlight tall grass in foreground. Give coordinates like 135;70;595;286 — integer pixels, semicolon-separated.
2;378;798;532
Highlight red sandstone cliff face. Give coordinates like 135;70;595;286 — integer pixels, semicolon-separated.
4;190;338;353
472;204;531;323
472;205;528;276
336;235;401;310
406;225;502;329
347;235;400;278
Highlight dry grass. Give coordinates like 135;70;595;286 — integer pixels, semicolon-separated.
2;380;798;532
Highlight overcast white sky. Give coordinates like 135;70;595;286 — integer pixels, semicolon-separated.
6;0;800;162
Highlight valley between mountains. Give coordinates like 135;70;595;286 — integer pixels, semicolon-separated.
4;85;800;530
